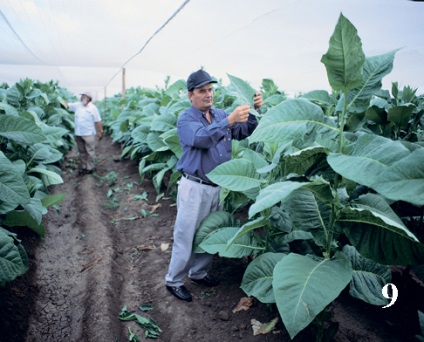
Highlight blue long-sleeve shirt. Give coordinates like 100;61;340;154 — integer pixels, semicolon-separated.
176;105;258;182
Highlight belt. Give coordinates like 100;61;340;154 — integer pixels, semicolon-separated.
183;173;218;187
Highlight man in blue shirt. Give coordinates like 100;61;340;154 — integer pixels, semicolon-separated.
165;69;263;302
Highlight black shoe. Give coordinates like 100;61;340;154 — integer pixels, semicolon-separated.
166;285;192;302
78;169;87;176
190;275;220;287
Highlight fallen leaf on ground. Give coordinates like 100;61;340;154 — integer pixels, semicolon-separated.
251;317;279;336
232;297;253;313
150;203;161;213
137;245;155;251
160;243;169;251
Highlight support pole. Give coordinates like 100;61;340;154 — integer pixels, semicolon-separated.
122;67;126;99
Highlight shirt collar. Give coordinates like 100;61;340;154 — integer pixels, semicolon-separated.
190;105;216;118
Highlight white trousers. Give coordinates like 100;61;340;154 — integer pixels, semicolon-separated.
75;135;96;171
165;176;223;287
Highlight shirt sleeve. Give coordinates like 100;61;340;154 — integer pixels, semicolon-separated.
68;102;77;112
177;111;229;149
231;114;258;140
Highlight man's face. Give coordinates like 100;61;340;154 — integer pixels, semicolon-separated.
188;84;214;112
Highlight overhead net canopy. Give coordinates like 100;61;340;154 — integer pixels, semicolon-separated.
1;0;423;100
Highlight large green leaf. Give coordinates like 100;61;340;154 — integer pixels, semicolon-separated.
28;143;63;164
273;252;352;339
249;178;332;218
0;102;19;116
227;73;258;116
150;113;177;133
199;227;263;257
146;131;168;152
161;128;182;159
227;216;267;248
320;13;365;92
249;181;308;218
241;252;286;304
371;148;424;206
0;114;45;145
388;104;415;130
28;167;63;186
327;133;409;186
193;211;234;253
249;98;338;150
0;227;29;286
207;158;263;191
340;193;424;265
39;123;68;143
0;152;32;214
282;188;332;247
345;51;397;112
342;245;391;306
284;146;328;176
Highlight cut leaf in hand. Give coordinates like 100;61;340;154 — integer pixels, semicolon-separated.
251;317;279;336
232;297;253;313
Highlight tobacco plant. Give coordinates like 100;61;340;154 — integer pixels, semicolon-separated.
194;14;424;339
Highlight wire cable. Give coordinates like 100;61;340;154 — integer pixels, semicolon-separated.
105;0;191;87
0;10;44;63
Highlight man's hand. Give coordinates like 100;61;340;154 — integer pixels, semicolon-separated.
228;105;251;125
97;131;103;141
253;92;263;110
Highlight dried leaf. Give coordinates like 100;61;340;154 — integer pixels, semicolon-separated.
251;317;279;336
150;203;161;213
232;297;253;313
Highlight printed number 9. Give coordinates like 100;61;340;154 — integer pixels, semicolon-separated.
382;283;398;308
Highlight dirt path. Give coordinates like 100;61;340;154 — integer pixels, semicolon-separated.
0;135;420;342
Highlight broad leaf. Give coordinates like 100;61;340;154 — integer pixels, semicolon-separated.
284;146;328;176
241;252;286;303
227;216;267;248
227;73;258;116
150;113;177;133
28;167;63;186
273;252;352;339
249;98;338;150
327;133;410;188
371;147;424;206
0;152;32;214
199;227;263;257
207;158;263;191
0;228;29;286
340;194;424;265
345;51;397;112
320;13;365;92
343;245;391;306
193;211;234;253
0;114;45;145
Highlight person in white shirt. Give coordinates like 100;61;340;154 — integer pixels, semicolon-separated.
65;91;103;175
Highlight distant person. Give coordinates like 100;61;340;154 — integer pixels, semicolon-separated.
165;69;263;302
65;91;103;175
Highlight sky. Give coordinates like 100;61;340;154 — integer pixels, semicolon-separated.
0;0;423;100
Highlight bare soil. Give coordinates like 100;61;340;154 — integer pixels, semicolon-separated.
0;135;423;342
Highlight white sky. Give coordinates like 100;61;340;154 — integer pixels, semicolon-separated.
0;0;423;100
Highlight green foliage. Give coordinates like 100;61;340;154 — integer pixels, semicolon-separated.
98;13;423;341
192;13;424;339
0;79;73;287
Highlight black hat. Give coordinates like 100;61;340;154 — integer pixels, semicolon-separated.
187;69;217;91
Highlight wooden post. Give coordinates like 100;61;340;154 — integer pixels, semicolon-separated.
104;87;107;113
122;67;126;99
